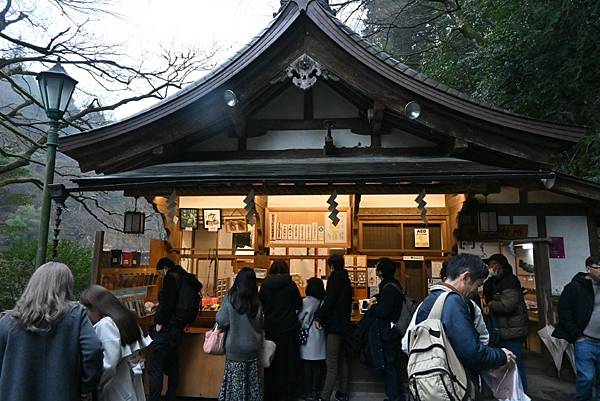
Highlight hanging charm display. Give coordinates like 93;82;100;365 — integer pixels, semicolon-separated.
244;189;256;225
327;190;340;226
415;188;428;225
51;202;65;260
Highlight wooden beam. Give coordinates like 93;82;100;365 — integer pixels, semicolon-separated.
533;216;553;327
246;117;371;136
370;100;384;149
587;206;599;258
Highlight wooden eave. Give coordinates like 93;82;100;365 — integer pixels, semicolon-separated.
59;0;586;175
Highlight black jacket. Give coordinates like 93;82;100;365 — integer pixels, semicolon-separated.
483;269;529;340
315;267;353;335
372;279;405;341
553;272;595;343
259;274;302;336
353;309;384;370
155;265;190;327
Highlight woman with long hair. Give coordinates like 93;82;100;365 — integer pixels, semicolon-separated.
216;267;263;401
80;285;152;401
259;260;303;401
0;262;103;401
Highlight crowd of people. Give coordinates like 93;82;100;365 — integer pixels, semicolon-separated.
1;253;599;401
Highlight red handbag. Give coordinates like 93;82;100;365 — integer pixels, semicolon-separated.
203;323;225;355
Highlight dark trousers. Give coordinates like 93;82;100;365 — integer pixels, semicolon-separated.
265;329;301;401
499;338;527;392
321;334;350;400
382;341;406;401
303;359;325;397
149;326;183;401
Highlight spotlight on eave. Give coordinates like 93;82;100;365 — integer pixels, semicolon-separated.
405;101;421;120
224;90;238;107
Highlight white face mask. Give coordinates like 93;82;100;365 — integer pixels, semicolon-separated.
488;269;498;277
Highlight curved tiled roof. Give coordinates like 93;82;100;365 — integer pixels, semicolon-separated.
60;0;585;167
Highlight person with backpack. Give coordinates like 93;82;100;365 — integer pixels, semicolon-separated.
410;254;514;400
298;277;327;401
401;262;489;354
369;257;407;401
80;285;152;401
149;257;203;401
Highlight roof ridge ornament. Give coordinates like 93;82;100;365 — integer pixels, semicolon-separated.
271;54;339;90
279;0;332;12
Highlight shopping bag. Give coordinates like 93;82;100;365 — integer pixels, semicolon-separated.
203;323;225;355
537;324;569;374
260;339;276;368
482;364;530;401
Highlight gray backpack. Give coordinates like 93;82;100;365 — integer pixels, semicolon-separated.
407;291;476;401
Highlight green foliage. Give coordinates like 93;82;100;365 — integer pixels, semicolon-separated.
364;0;600;181
4;204;40;242
0;240;93;311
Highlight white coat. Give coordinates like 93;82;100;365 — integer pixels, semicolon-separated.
94;317;152;401
298;296;326;360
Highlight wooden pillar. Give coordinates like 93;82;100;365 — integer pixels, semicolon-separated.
587;205;599;258
91;231;104;286
533;215;553;326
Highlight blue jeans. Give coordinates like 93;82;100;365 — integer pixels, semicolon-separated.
498;338;527;392
575;338;600;401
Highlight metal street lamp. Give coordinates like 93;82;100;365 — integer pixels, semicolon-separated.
35;61;78;267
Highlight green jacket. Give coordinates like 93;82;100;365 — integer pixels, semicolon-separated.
484;272;529;340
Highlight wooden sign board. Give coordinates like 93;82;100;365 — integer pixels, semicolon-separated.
265;208;351;248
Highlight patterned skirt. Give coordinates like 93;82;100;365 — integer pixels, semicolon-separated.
218;358;262;401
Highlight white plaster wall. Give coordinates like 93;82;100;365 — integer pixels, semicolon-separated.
383;128;437;148
547;215;590;295
528;190;584;204
247;129;370;150
188;132;238;151
512;216;538;238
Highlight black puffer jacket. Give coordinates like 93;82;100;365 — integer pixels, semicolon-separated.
315;267;353;335
259;274;302;336
483;269;529;340
553;272;594;343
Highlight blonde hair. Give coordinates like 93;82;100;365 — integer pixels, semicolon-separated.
11;262;75;332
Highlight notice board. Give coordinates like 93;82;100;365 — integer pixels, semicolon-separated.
265;208;351;248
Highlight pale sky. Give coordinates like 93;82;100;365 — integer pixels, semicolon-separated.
86;0;283;119
15;0;364;121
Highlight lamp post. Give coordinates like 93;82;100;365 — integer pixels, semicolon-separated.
35;61;78;267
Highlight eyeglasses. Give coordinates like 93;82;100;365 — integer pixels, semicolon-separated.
589;264;600;270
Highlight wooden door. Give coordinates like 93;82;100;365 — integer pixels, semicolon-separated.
402;260;427;301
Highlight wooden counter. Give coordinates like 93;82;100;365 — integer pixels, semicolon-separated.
161;326;225;398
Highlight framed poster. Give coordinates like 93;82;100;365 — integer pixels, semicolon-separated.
549;237;565;259
179;208;199;230
265;208;351;248
414;228;430;248
202;209;221;231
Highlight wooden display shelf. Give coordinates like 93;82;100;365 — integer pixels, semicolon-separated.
100;266;153;273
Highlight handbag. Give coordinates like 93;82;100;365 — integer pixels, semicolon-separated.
260;339;276;368
298;301;321;345
203;323;226;355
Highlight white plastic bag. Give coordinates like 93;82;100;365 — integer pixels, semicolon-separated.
482;364;531;401
537;324;568;374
